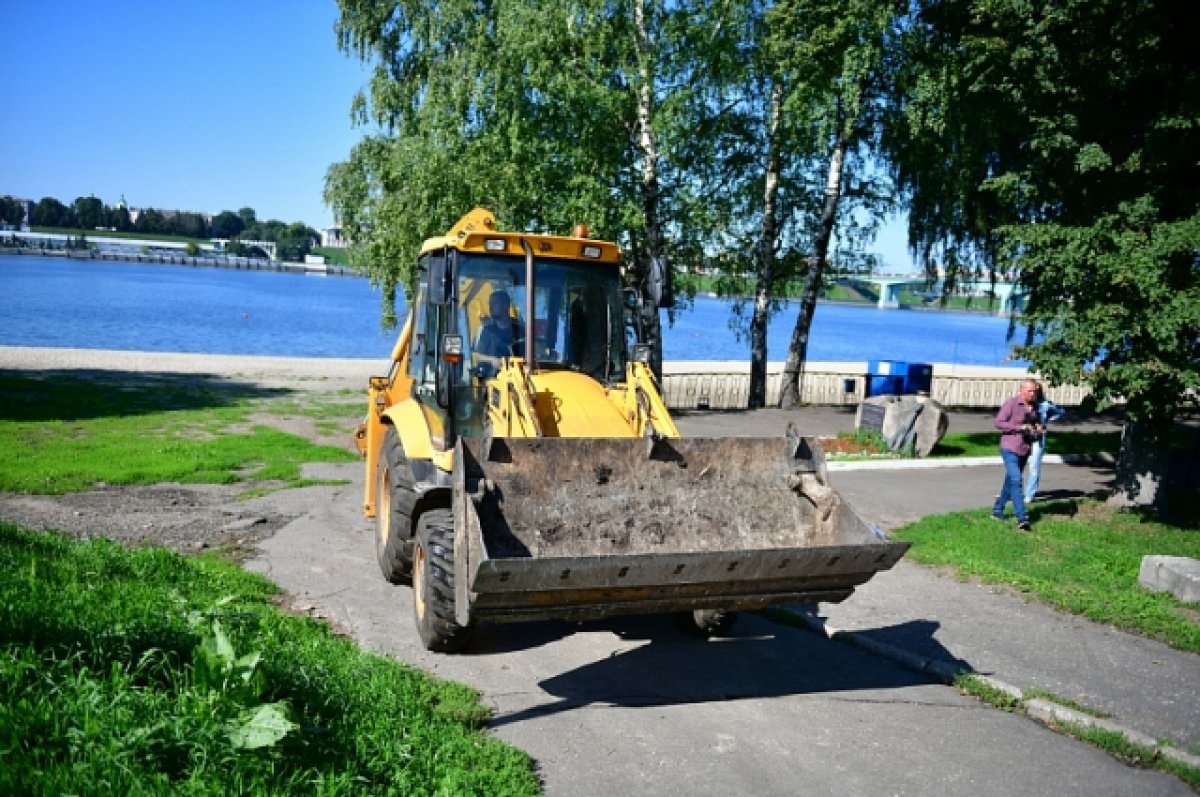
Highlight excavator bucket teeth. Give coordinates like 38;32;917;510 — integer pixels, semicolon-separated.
452;436;908;625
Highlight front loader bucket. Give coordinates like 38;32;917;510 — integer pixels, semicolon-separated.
451;433;909;627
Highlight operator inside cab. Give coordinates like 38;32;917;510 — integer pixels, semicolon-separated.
568;283;610;381
473;290;519;369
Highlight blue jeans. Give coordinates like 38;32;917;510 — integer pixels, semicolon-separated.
994;449;1029;523
1024;435;1046;503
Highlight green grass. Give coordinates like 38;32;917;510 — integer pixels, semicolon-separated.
822;429;1121;461
0;373;357;494
930;430;1122;459
0;522;540;795
893;500;1200;652
312;247;352;267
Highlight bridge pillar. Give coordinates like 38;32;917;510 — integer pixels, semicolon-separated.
878;283;902;309
995;284;1024;316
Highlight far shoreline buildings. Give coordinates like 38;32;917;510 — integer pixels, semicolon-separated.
1;192;347;250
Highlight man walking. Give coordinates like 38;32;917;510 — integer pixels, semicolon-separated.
992;378;1043;531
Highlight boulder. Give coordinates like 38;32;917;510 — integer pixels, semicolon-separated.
1138;556;1200;603
856;395;950;457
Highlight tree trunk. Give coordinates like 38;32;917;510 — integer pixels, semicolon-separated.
632;0;667;381
1107;417;1171;514
779;115;849;408
749;81;784;409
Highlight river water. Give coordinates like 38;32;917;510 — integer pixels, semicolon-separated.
0;253;1025;366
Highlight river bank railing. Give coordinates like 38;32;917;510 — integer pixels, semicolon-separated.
662;361;1090;409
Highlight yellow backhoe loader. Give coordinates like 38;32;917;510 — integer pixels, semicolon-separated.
355;209;908;651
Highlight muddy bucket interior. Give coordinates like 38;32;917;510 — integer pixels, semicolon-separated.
452;435;909;624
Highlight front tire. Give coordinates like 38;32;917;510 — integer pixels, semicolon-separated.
412;508;472;652
375;426;413;584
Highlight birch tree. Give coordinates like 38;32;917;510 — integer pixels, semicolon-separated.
770;0;900;408
325;0;735;378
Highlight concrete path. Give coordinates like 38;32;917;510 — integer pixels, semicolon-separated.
677;408;1200;761
7;348;1194;790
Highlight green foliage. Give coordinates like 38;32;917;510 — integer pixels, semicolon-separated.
889;0;1200;502
189;601;299;750
211;210;245;239
894;500;1200;652
327;0;741;328
0;523;540;794
0;194;25;226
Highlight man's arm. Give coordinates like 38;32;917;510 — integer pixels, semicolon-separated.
1045;401;1067;423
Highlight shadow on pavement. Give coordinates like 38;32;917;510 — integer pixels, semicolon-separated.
487;611;968;728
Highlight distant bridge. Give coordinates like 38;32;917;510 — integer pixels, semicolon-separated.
846;275;927;309
847;274;1025;315
211;238;276;260
955;279;1026;315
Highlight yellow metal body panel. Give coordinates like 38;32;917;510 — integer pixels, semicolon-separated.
483;358;544;438
359;210;907;642
385;400;434;460
420;206;620;263
360;313;418;517
607;361;680;439
364;208;673;515
530;370;638;437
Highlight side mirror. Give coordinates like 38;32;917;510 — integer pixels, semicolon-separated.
428;249;454;305
647;256;674;309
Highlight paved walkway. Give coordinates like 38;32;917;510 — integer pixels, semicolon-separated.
675;408;1200;764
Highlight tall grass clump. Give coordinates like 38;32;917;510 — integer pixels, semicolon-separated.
0;523;539;795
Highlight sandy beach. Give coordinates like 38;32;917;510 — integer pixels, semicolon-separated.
0;345;383;391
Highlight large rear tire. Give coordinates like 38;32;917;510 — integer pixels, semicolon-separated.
412;508;472;652
375;426;413;584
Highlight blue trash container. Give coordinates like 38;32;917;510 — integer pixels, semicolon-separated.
865;360;907;397
905;363;933;395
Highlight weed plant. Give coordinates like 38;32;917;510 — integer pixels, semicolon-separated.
894;500;1200;652
0;522;539;795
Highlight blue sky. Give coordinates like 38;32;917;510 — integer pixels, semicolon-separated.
2;2;368;229
0;1;915;269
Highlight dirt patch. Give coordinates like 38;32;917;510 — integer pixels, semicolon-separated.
244;411;360;453
0;482;295;557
